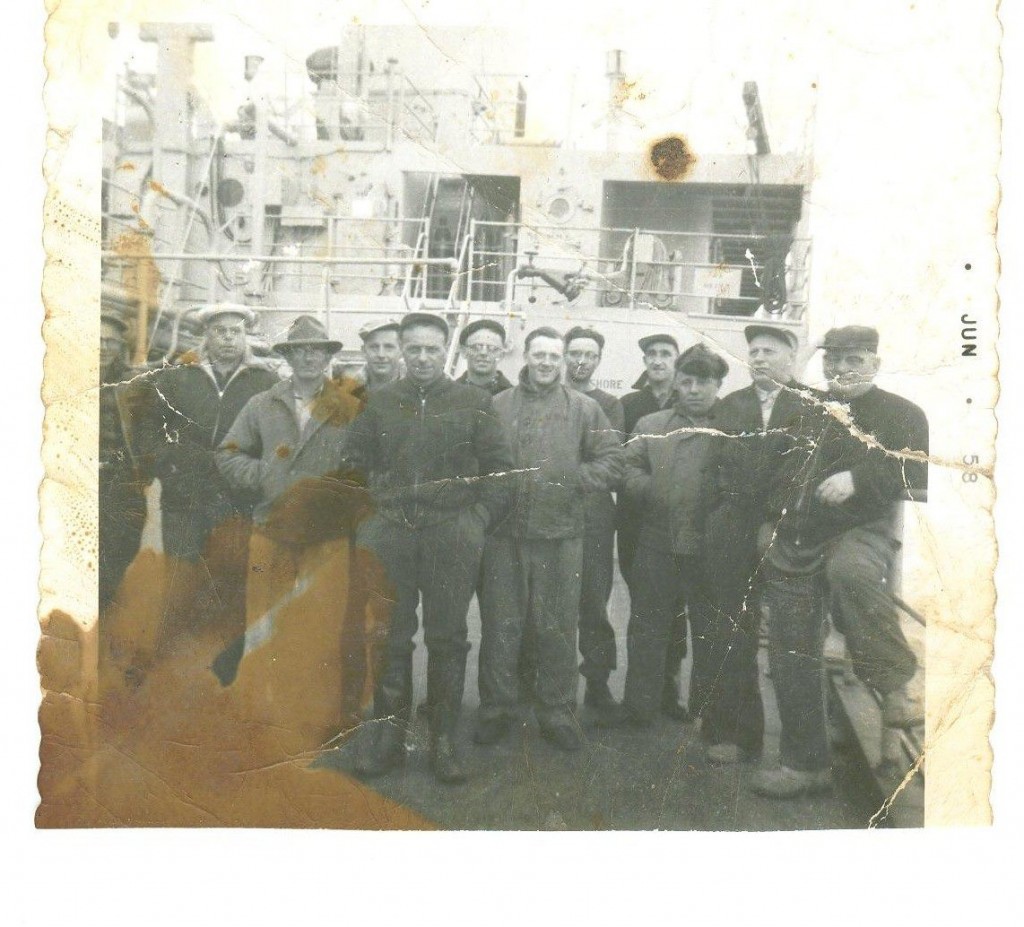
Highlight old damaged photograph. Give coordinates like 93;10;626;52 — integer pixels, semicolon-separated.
39;1;998;831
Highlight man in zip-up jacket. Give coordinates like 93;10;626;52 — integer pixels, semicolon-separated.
126;304;278;665
476;327;623;752
347;312;513;784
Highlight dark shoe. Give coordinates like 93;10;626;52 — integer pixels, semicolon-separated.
595;703;651;729
354;724;406;779
540;721;583;752
661;696;693;723
706;743;745;765
584;679;618;709
474;714;512;746
750;765;831;799
431;734;468;785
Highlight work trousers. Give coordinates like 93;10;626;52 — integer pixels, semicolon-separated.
357;510;486;736
578;522;618;685
624;546;713;723
827;525;917;694
98;473;146;610
479;535;583;727
698;505;765;757
763;522;917;773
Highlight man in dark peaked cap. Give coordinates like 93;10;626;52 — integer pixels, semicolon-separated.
346;311;514;784
602;344;728;728
751;325;928;799
456;318;514;396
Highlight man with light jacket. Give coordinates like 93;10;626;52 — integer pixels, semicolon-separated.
600;344;728;728
476;327;623;752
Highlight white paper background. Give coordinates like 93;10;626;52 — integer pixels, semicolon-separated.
7;0;1022;921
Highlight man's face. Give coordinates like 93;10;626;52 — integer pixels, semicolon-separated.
100;320;125;373
525;335;564;388
674;372;721;418
285;344;331;381
566;337;602;385
644;342;679;385
463;328;504;378
823;348;881;398
402;324;448;386
748;335;796;389
205;315;247;368
362;329;401;381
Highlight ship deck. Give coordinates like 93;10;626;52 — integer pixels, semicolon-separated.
321;570;920;830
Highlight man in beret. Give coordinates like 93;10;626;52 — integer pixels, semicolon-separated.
456;318;513;396
347;312;514;784
751;325;929;799
355;318;402;400
618;333;692;720
698;324;806;764
601;344;728;728
216;315;370;756
124;304;278;674
564;326;625;710
476;327;622;752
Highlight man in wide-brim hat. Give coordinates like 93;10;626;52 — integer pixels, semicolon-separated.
216;314;373;757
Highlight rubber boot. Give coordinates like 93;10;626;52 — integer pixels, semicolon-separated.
427;646;469;784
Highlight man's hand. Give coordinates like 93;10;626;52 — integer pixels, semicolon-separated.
815;470;856;506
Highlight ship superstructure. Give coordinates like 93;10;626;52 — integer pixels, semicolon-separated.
102;23;813;393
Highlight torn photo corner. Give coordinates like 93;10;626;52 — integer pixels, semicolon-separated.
40;0;998;830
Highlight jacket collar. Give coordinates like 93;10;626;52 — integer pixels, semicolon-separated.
397;373;452;397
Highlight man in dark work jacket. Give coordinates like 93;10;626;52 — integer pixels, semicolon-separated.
751;325;928;799
618;333;692;720
699;324;807;765
128;304;278;662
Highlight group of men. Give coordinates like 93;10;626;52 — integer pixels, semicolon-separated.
99;300;928;799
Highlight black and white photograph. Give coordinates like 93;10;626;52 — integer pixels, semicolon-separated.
33;0;999;849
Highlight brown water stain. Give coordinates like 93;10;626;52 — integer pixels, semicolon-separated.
649;135;696;181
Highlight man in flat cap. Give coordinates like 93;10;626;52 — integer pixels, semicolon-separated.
456;318;513;396
123;304;278;676
216;316;370;756
564;325;625;711
347;312;514;784
618;333;692;719
601;344;728;728
751;325;929;798
476;326;621;752
696;324;806;764
355;318;402;400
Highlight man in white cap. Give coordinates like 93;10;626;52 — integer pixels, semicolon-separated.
124;303;278;676
355;318;402;401
697;324;805;765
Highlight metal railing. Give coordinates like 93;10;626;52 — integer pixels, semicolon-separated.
468;219;811;317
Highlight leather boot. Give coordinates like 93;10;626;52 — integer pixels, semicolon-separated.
431;733;468;784
355;660;412;778
426;645;470;783
354;721;406;778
